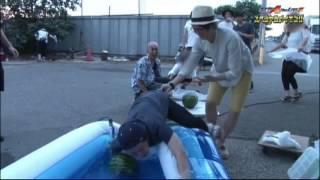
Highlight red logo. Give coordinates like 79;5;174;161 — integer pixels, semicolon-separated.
261;6;304;15
270;5;281;14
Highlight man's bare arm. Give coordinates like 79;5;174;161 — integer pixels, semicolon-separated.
168;133;191;179
0;29;19;57
137;80;148;92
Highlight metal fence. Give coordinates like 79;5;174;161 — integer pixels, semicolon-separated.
57;15;189;57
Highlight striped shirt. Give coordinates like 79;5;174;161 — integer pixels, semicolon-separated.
131;56;161;93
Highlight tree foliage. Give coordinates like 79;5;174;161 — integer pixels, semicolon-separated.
1;0;79;18
214;5;236;17
214;0;261;26
0;0;80;53
234;0;260;23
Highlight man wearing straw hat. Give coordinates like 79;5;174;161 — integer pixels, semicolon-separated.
162;6;254;159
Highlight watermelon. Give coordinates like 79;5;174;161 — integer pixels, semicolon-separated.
108;153;139;177
182;93;198;109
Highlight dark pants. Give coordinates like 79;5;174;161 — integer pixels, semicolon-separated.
37;40;47;57
246;44;254;90
154;77;170;84
281;60;305;91
167;98;208;132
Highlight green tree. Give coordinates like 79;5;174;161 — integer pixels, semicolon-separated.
214;5;236;17
214;0;261;25
234;0;260;23
0;0;80;53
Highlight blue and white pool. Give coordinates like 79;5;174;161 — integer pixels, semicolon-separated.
0;119;229;179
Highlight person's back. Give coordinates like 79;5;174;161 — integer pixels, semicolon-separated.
35;28;49;43
128;90;170;146
233;22;255;50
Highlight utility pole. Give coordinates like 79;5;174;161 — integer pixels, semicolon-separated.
106;0;110;16
138;0;141;16
258;0;267;65
81;0;83;16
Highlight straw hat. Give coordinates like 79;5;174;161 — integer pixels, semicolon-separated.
191;6;220;25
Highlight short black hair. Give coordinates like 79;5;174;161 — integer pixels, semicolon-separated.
222;9;234;17
234;10;245;18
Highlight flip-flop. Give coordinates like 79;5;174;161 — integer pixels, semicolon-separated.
219;144;230;160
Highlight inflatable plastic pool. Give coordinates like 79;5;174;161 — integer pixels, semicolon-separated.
0;118;229;179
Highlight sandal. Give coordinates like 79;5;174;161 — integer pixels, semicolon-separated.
219;144;230;160
215;136;230;160
212;127;230;159
281;96;291;102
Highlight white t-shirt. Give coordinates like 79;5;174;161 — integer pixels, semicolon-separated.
218;21;234;30
282;27;310;52
168;62;198;78
179;27;254;87
35;29;49;43
184;20;198;48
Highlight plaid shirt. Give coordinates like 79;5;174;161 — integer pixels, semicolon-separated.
131;56;161;94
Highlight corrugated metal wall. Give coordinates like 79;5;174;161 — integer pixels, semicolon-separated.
57;15;189;57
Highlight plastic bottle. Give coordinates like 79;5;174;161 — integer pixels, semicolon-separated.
287;147;319;179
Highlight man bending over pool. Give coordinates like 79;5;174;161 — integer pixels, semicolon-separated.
111;90;215;179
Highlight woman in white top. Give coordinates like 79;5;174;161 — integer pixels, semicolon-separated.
162;6;254;159
269;16;310;102
218;9;235;30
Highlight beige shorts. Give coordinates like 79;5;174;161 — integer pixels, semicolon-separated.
207;72;252;112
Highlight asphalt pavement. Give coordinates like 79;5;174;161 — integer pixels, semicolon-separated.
1;41;319;179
